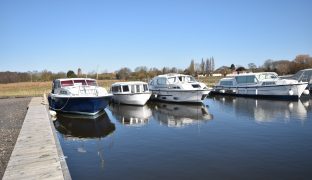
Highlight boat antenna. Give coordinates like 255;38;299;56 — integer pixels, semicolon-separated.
96;65;99;80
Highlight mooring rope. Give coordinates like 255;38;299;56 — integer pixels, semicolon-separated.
48;95;72;111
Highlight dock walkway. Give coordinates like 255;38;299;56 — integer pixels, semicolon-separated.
3;97;70;180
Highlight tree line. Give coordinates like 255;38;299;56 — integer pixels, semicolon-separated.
1;54;311;84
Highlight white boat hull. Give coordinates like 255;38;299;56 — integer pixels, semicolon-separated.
112;93;151;105
212;83;308;99
150;89;210;103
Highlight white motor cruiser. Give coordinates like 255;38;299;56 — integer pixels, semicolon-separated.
211;72;308;100
110;81;151;105
148;74;210;103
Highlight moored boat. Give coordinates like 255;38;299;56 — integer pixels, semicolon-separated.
148;73;210;103
48;78;113;115
288;68;312;95
110;81;151;105
211;72;308;100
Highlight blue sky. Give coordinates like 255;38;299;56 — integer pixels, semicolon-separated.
0;0;311;73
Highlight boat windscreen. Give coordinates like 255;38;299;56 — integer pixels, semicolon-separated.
186;76;196;82
73;80;87;85
61;80;74;87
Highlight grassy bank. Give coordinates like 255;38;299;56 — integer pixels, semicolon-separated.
0;82;51;98
0;77;222;98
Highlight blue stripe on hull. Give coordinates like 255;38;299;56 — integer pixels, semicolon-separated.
48;96;112;114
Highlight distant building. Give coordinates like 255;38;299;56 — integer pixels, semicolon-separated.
77;68;82;77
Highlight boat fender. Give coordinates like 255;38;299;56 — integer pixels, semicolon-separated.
288;89;294;95
303;89;310;95
220;89;225;93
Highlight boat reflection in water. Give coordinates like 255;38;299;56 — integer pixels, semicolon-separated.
54;111;116;138
149;102;213;127
301;96;312;110
54;112;115;169
109;104;152;126
212;95;309;123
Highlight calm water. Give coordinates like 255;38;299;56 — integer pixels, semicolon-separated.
54;96;312;180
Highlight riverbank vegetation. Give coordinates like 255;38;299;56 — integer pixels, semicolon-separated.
0;54;311;97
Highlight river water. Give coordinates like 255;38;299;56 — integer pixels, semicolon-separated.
54;96;312;180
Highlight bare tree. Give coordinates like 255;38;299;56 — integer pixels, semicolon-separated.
188;59;195;76
200;58;205;75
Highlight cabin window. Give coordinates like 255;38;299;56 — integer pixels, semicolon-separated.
131;85;136;93
53;80;61;89
235;76;257;84
136;85;141;93
157;78;167;85
112;86;121;93
73;80;87;85
178;76;184;82
258;74;278;80
186;76;196;82
61;80;74;87
122;85;129;92
86;80;97;86
167;77;176;84
292;70;304;81
143;84;148;92
307;71;312;81
149;80;154;86
56;81;61;88
301;71;312;82
220;81;233;86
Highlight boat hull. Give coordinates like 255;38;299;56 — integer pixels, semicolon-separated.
112;93;151;105
150;89;210;103
211;83;308;100
48;95;113;115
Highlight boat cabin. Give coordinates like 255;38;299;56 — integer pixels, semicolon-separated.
149;74;205;89
218;72;280;87
51;78;100;95
111;82;149;94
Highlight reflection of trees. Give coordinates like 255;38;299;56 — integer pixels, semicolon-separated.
149;102;213;127
212;95;309;123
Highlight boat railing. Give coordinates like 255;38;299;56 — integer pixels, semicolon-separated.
68;85;99;96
